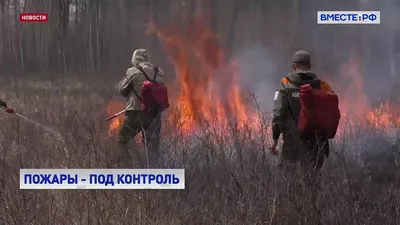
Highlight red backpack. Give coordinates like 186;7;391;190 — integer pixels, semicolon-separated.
134;66;170;116
297;83;341;139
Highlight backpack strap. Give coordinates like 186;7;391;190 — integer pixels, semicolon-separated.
152;67;159;82
136;66;152;81
132;88;142;102
283;76;319;118
130;66;147;102
137;65;159;82
131;66;159;102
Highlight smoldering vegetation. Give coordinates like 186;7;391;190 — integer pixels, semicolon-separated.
0;76;399;225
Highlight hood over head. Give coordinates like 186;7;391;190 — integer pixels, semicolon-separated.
287;71;318;84
131;49;148;66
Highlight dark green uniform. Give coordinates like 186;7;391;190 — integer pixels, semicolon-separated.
272;71;329;171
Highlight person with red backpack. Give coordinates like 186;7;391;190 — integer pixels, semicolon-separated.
0;99;15;114
270;50;340;175
117;49;169;168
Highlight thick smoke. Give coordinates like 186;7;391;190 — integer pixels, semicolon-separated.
233;45;281;111
231;0;400;115
348;0;400;102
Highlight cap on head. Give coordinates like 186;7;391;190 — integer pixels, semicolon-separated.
292;50;311;65
131;49;148;66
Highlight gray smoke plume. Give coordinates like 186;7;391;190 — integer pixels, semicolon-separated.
232;1;400;113
233;45;281;111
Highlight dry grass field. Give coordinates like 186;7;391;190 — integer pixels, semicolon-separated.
0;75;399;225
0;0;399;224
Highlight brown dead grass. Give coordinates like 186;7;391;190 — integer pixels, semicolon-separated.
0;75;399;225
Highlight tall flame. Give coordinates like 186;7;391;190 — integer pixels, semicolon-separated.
150;18;253;134
332;48;400;136
105;21;400;139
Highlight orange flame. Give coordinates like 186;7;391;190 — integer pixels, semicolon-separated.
105;21;400;140
106;101;125;136
367;102;400;129
151;18;253;134
106;101;145;144
331;49;400;136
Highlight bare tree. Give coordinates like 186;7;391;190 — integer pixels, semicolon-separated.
57;0;69;74
0;0;393;76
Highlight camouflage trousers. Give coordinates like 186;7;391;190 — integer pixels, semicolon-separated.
115;111;161;168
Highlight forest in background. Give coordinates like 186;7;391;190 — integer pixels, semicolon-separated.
0;0;398;82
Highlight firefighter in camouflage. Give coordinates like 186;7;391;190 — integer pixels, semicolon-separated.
0;99;15;114
116;49;165;168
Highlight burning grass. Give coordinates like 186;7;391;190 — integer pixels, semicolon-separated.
149;18;255;135
106;101;125;136
105;20;400;146
0;75;399;225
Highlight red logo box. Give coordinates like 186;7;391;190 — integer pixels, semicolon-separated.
20;13;48;22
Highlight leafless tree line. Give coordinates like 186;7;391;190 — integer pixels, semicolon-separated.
0;0;398;81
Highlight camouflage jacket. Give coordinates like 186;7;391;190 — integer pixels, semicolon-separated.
118;49;165;111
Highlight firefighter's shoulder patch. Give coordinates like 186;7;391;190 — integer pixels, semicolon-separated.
282;77;290;84
274;91;279;100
